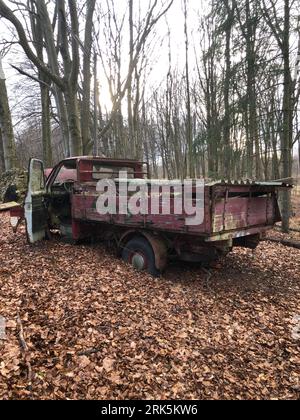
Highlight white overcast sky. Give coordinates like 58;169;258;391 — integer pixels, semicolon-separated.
0;0;298;157
0;0;206;102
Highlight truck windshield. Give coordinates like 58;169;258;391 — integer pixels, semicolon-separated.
53;164;77;184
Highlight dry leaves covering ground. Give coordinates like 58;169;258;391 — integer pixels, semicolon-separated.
0;212;299;400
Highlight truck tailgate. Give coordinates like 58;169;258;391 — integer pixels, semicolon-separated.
210;183;289;234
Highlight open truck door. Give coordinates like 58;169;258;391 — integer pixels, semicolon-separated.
25;159;47;244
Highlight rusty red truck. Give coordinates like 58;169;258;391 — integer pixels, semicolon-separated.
9;157;291;276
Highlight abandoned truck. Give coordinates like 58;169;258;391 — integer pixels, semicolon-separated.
8;157;291;276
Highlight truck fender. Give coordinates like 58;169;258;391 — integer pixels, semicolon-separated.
119;230;168;272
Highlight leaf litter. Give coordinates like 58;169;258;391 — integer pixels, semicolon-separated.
0;212;299;400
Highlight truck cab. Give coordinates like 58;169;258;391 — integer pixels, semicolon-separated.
24;157;147;243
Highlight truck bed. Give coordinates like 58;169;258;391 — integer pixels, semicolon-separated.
71;180;288;241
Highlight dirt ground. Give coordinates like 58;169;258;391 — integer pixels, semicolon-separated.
0;212;299;400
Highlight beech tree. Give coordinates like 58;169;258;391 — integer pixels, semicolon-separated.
261;0;297;231
0;55;18;170
0;0;96;156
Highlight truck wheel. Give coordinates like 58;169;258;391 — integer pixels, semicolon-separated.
122;237;161;277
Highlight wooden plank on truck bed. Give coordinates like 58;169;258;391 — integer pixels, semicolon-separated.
0;202;20;212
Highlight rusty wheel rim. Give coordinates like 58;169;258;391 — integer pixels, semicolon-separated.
130;252;148;271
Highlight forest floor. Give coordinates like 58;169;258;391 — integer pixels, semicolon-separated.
0;211;299;400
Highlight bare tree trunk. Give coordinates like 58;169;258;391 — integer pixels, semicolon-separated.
93;53;99;156
281;0;293;232
245;0;260;179
36;0;70;156
269;80;280;180
40;82;52;167
183;0;193;178
262;0;294;232
55;90;71;157
298;136;300;171
133;68;142;160
294;15;300;171
0;56;18;170
34;0;69;156
29;0;53;166
0;129;5;172
81;0;96;155
127;0;135;157
223;0;234;179
58;0;82;156
234;0;261;179
65;88;82;156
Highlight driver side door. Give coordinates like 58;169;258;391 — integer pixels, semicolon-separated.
25;159;48;244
